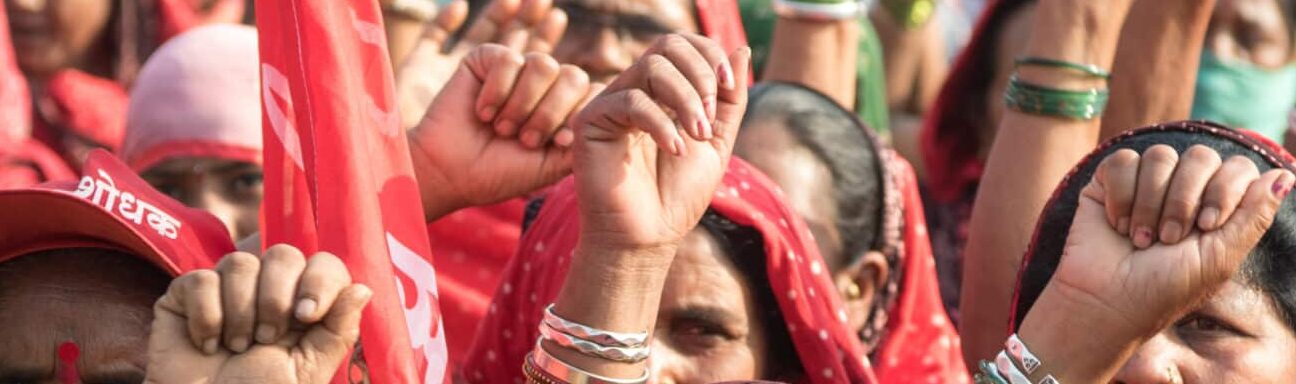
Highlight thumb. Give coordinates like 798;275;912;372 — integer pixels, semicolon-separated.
1206;169;1293;282
297;284;373;383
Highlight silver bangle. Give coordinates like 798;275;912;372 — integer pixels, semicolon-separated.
543;304;650;348
771;0;863;20
995;351;1031;384
1006;334;1042;374
531;339;651;384
540;323;651;363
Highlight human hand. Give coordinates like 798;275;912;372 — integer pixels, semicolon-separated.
410;44;597;220
570;34;751;256
1049;145;1292;338
144;245;371;384
396;0;568;128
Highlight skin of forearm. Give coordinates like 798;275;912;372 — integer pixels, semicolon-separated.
870;7;924;111
1100;0;1216;139
548;243;678;378
1016;282;1148;382
385;14;428;70
958;0;1133;367
763;17;859;108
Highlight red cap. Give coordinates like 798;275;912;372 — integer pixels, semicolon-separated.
0;149;234;276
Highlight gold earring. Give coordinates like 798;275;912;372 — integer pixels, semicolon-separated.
844;282;862;300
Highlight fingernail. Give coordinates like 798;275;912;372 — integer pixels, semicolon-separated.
203;338;219;355
496;120;517;137
1198;207;1220;230
521;130;541;148
229;337;249;353
554;129;574;147
672;136;687;156
295;298;318;321
718;61;735;90
704;96;716;121
1134;226;1154;248
1159;222;1182;244
1117;217;1130;234
255;324;276;344
1274;173;1294;198
696;113;713;140
480;106;497;122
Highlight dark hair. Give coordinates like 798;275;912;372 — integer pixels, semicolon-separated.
742;82;884;271
696;209;803;381
1011;123;1296;332
922;0;1035;202
0;247;172;305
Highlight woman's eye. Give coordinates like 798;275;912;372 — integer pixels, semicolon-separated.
668;321;737;352
1177;315;1244;338
229;172;264;196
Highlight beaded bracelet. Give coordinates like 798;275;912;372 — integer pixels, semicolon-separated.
1004;75;1109;120
1015;57;1111;79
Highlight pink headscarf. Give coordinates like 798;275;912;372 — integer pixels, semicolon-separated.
119;24;261;172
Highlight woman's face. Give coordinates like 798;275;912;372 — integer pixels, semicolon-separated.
550;0;697;83
1207;0;1294;68
1112;279;1296;383
140;157;263;242
0;250;169;384
651;228;771;382
6;0;112;78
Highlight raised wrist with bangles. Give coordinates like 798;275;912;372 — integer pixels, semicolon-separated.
1004;56;1111;120
974;333;1059;384
523;304;652;384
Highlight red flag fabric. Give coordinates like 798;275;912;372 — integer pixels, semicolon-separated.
0;4;29;147
257;2;448;383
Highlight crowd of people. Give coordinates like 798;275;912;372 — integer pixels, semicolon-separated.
0;0;1294;382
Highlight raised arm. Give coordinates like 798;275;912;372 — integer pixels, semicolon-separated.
760;0;860;107
958;0;1135;365
1099;0;1217;138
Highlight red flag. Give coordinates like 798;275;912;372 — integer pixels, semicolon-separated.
0;4;30;146
256;1;448;383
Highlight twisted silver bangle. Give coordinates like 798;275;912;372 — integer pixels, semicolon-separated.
539;323;651;363
543;304;650;348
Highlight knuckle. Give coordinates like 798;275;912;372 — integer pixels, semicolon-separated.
1183;145;1222;165
1225;155;1260;174
263;245;306;266
1142;145;1180;164
558;65;590;86
258;291;293;315
524;52;560;74
187;270;220;290
218;252;260;274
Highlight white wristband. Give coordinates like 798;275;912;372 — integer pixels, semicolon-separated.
771;0;863;20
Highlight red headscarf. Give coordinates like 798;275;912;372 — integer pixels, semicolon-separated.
919;0;1033;203
119;24;261;172
461;159;874;384
431;1;748;368
870;152;970;383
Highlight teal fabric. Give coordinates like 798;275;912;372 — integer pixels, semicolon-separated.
1191;51;1296;142
739;0;891;133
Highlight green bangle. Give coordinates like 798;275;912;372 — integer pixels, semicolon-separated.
881;0;935;28
1004;75;1109;120
1015;56;1111;79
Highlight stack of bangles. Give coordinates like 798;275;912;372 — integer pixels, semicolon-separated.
524;304;652;384
1004;57;1111;120
974;334;1058;384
